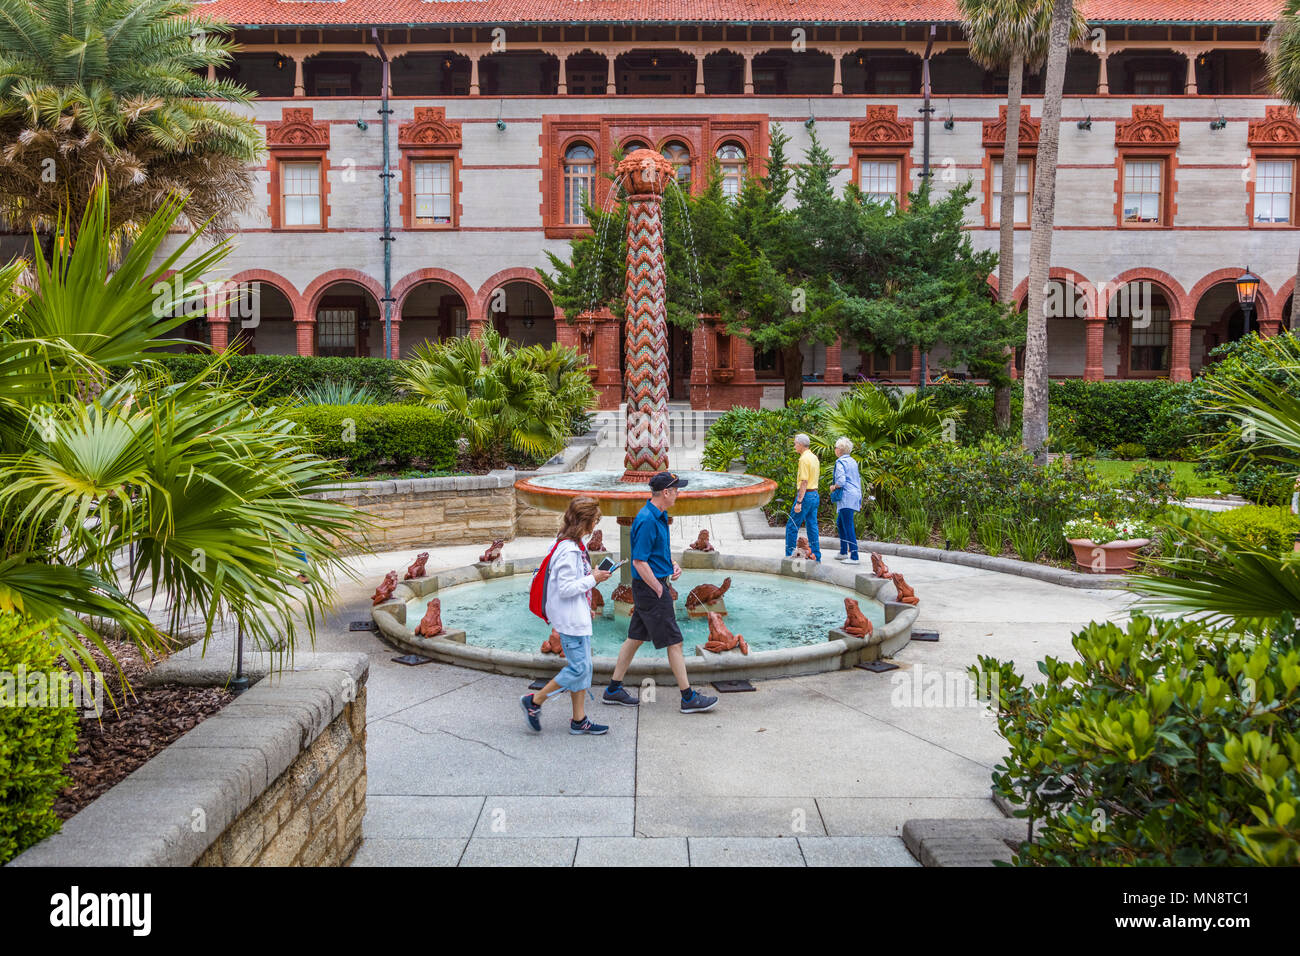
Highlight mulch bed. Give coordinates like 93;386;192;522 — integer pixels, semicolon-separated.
54;637;234;821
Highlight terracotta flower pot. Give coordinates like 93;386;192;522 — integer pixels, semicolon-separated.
1066;537;1151;573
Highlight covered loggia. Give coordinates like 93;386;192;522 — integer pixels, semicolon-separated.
398;280;470;357
484;280;555;348
391;52;471;95
313;282;385;357
231;282;297;355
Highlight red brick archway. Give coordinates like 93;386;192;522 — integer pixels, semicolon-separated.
1103;267;1191;381
393;267;475;316
1188;267;1275;325
301;269;388;357
474;267;553;320
213;269;304;351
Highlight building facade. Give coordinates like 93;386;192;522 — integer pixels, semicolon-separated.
173;1;1297;408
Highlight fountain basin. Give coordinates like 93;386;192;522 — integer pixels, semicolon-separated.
513;470;777;519
372;551;919;681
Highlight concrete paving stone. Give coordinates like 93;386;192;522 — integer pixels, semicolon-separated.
797;836;921;867
634;796;827;837
686;837;806;867
366;674;636;796
458;838;578;866
362;795;485;838
350;838;469;867
634;680;996;799
817;797;1006;836
470;796;634;838
574;837;690;867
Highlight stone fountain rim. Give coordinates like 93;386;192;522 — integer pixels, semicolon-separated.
370;551;919;681
513;472;777;518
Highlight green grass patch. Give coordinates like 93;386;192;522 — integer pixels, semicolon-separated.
1085;459;1229;498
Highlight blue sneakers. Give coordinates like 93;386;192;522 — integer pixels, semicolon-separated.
602;685;640;707
680;689;719;713
519;693;541;732
569;717;609;735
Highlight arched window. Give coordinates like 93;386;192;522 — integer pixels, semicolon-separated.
622;140;649;155
717;142;746;198
563;142;596;225
662;141;691;189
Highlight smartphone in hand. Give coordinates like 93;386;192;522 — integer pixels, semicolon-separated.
597;557;624;572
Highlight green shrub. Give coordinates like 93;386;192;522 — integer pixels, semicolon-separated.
149;354;403;403
1206;505;1300;553
0;614;80;865
1229;462;1295;506
976;616;1300;865
1111;441;1148;460
704;400;830;520
281;404;458;474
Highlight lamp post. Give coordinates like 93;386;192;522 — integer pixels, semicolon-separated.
1236;267;1261;334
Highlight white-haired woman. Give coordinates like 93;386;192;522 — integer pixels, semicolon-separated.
830;437;862;564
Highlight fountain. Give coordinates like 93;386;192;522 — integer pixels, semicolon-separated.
513;149;776;584
370;149;920;680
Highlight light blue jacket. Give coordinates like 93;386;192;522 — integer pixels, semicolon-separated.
833;454;863;512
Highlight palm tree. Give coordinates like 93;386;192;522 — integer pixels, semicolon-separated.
0;0;262;241
959;0;1087;432
1267;2;1300;327
0;181;367;683
400;328;595;467
1021;0;1081;459
1131;333;1300;626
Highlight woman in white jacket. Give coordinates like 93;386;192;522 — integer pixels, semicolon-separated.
520;496;613;735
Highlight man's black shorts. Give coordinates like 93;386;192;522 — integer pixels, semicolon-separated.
628;577;683;649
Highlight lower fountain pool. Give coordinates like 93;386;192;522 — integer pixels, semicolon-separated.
406;569;885;658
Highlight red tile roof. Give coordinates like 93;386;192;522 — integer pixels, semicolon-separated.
202;1;1283;28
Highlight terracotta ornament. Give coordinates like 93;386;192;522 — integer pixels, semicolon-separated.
589;589;605;614
668;582;678;601
685;577;732;610
891;573;919;606
414;598;444;638
371;571;398;605
587;529;605;551
702;611;748;655
540;628;566;656
841;598;873;638
792;537;815;560
871;553;891;578
478;539;504;563
404;552;430;580
689;529;716;552
611;583;634;605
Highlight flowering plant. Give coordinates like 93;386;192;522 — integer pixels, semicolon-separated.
1063;513;1154;546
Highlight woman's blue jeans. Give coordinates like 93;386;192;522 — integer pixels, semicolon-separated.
836;507;859;559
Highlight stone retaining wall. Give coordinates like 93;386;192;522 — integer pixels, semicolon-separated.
9;655;369;868
310;437;596;552
196;685;367;867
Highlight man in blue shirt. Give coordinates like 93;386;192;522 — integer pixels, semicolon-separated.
602;472;719;714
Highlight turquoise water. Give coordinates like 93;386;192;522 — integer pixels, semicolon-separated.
407;570;884;657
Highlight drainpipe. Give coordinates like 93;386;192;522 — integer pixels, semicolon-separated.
372;28;395;359
918;22;937;391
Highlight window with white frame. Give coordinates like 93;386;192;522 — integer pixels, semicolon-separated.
859;159;900;206
718;142;746;198
1123;159;1164;224
563;142;595;225
662;141;691;188
412;159;453;225
281;162;321;227
991;159;1032;225
1255;159;1294;224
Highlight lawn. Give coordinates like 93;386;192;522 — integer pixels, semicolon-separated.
1085;459;1230;498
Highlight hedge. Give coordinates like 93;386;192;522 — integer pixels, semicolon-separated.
281;404;458;474
1205;505;1300;553
0;614;79;865
148;354;403;402
927;379;1202;455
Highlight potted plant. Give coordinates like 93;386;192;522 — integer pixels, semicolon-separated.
1063;514;1154;573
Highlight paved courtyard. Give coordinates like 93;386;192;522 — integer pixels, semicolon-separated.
289;430;1135;866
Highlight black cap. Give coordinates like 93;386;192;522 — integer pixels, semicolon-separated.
649;472;689;492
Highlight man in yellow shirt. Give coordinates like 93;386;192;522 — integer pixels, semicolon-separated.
785;433;822;561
